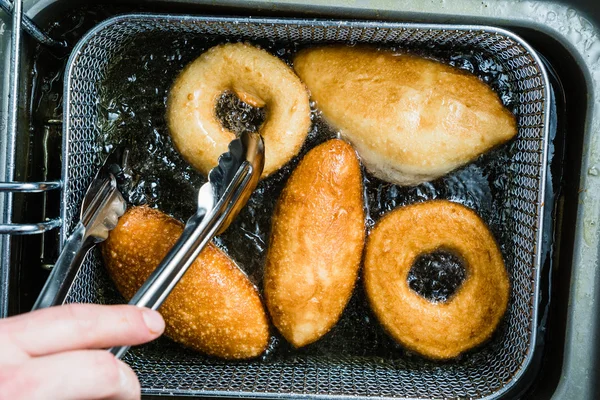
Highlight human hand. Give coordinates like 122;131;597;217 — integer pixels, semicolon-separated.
0;304;165;400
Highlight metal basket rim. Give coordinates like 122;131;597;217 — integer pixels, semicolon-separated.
61;13;552;400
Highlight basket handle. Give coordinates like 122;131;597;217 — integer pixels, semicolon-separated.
0;181;63;235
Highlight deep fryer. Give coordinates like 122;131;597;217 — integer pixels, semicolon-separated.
3;0;600;400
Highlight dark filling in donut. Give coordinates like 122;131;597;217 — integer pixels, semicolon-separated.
216;91;266;135
407;250;467;303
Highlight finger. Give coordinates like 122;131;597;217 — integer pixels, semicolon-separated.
0;336;29;365
0;304;164;356
0;350;140;400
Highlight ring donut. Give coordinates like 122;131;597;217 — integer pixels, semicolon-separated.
167;42;311;178
364;200;509;359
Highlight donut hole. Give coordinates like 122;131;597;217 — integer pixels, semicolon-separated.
215;91;266;135
407;249;467;303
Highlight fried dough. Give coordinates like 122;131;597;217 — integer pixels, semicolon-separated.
168;42;311;178
364;200;510;359
102;206;269;359
294;46;517;186
264;139;365;347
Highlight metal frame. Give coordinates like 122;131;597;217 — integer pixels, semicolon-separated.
0;0;63;237
62;14;550;399
3;0;599;398
0;0;23;318
0;0;64;318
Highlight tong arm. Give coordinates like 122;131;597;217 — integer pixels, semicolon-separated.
32;173;126;310
31;222;94;310
109;161;253;359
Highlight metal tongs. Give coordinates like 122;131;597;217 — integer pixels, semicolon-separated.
32;149;129;310
109;131;264;359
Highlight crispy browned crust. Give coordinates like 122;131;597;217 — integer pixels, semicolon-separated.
363;200;510;359
294;46;517;186
264;139;365;347
102;206;269;359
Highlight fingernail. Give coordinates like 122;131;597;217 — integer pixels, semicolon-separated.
142;309;165;334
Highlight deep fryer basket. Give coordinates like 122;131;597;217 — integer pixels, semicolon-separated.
62;14;550;399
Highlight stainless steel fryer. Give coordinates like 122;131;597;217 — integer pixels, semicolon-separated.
61;14;550;399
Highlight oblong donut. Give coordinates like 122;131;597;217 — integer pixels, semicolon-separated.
364;200;509;359
167;42;311;178
102;206;269;359
264;139;365;347
294;46;517;186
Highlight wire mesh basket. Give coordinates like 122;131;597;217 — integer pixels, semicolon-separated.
62;14;550;399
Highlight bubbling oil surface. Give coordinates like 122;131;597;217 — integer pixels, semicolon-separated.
98;33;516;359
408;250;467;303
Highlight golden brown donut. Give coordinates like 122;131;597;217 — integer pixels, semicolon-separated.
264;139;365;347
363;200;509;359
167;42;311;178
294;46;517;186
102;206;269;359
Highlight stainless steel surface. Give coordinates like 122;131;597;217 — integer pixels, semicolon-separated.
0;0;23;319
0;0;593;398
0;0;66;238
0;181;61;192
31;221;88;308
0;180;61;234
209;131;265;235
0;219;62;235
0;0;65;47
109;131;265;359
32;149;127;310
60;14;550;399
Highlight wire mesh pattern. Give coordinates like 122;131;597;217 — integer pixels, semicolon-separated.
62;15;549;399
